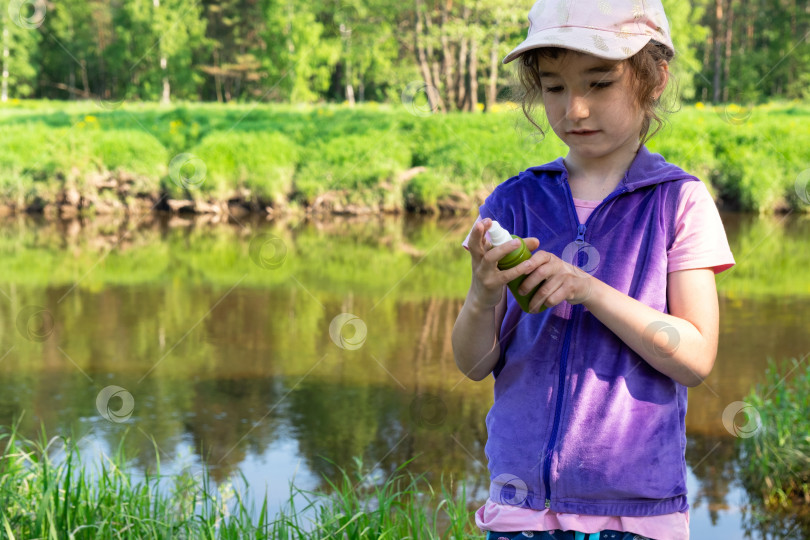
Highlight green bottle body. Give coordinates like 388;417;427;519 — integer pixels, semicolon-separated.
496;234;545;313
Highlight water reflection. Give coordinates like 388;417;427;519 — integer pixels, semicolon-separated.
0;212;808;537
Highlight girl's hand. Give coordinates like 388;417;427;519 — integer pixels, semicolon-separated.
516;250;594;312
467;218;540;309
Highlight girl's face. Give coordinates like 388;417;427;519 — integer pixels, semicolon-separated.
537;52;646;162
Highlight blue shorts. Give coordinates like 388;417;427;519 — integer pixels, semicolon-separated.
486;531;650;540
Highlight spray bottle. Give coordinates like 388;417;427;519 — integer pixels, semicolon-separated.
487;221;545;313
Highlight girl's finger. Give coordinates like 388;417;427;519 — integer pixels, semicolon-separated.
467;219;492;257
529;284;554;312
529;272;565;311
519;253;556;292
483;237;524;264
523;237;540;252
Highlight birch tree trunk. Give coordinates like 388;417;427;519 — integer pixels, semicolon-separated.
154;0;170;104
711;0;724;103
341;21;355;106
161;56;170;104
423;9;443;110
722;0;734;102
455;4;469;109
440;0;455;108
414;0;444;112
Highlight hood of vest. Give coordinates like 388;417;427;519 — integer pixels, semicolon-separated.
523;145;697;193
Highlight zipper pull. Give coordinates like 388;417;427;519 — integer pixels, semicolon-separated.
575;224;587;245
545;498;551;508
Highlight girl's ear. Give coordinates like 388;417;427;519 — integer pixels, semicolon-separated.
653;62;670;100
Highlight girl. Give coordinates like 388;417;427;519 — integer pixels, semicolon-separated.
453;1;735;539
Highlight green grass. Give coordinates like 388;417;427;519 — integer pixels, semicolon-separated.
738;358;810;512
0;420;480;539
0;99;809;213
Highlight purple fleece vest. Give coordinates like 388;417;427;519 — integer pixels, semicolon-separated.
478;146;699;516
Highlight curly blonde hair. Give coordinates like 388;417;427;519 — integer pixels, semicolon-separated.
514;41;676;146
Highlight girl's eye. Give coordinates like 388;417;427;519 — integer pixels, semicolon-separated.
591;81;613;89
543;86;564;93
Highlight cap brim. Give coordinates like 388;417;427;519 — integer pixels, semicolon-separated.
502;28;653;64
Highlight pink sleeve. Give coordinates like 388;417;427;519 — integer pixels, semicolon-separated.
668;181;735;274
462;215;492;251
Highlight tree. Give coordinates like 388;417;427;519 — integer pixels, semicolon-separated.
199;0;268;102
261;0;338;103
9;0;808;104
116;0;208;102
662;0;709;102
1;0;42;100
44;0;110;100
477;0;523;110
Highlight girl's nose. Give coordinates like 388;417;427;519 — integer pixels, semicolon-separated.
566;94;590;120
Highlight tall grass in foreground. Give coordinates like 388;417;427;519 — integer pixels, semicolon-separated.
0;421;479;539
273;457;478;539
738;359;810;513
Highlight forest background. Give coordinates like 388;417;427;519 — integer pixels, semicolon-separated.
2;0;808;108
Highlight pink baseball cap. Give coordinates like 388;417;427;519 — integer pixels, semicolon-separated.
503;0;675;64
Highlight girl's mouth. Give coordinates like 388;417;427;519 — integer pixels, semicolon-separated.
569;130;600;136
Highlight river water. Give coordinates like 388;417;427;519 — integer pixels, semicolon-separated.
0;212;808;538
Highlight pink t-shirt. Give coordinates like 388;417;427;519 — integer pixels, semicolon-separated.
461;180;735;540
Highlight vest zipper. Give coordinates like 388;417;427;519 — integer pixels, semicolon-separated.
542;302;581;509
542;175;628;509
575;223;587;244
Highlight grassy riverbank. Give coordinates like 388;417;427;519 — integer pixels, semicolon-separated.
1;100;808;216
738;359;810;513
0;422;478;539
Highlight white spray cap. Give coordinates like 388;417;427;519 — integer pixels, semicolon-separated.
487;220;513;246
